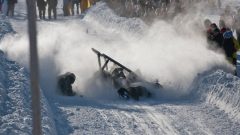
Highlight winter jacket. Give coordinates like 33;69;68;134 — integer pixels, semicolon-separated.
47;0;58;8
37;0;46;8
206;23;223;48
212;28;223;48
57;72;76;96
222;30;240;64
80;0;91;13
8;0;17;5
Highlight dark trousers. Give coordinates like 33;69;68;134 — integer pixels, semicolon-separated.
48;7;57;19
38;7;46;19
237;29;240;45
8;3;15;16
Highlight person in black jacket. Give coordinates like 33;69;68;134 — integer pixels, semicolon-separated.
47;0;58;19
209;23;224;49
37;0;46;19
204;19;223;49
0;0;2;13
7;0;17;16
58;72;76;96
235;9;240;45
222;30;238;65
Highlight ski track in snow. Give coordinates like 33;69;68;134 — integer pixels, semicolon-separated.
0;0;240;135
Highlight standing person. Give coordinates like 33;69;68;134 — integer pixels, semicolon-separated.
217;0;221;9
47;0;58;19
80;0;91;13
0;0;2;13
220;5;235;31
222;30;240;65
210;23;224;48
71;0;80;15
2;0;8;17
235;9;240;44
204;19;223;49
63;0;70;16
219;19;227;34
204;19;214;43
8;0;17;17
37;0;46;19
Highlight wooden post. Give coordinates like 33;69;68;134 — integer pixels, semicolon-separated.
26;0;42;134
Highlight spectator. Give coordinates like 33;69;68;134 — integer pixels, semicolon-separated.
217;0;221;9
0;0;2;13
219;19;227;34
63;0;72;16
209;23;223;48
71;0;80;15
235;9;240;44
2;0;8;17
220;5;235;31
204;19;214;44
47;0;58;19
7;0;17;17
222;30;240;65
80;0;91;13
37;0;46;19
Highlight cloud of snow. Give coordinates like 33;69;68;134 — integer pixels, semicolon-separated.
0;2;234;100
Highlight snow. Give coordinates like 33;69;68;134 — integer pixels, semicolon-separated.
0;30;56;134
0;0;240;135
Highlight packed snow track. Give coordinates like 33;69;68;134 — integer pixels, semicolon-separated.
0;0;240;135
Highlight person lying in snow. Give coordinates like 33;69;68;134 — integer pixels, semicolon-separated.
57;72;76;96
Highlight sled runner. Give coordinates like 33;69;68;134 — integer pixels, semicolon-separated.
92;48;162;100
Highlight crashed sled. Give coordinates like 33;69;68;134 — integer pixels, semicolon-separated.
92;48;162;100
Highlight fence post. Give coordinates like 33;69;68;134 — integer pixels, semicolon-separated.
26;0;42;134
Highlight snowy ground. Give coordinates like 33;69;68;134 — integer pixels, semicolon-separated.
0;1;240;135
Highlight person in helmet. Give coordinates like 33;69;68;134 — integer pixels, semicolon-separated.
58;72;76;96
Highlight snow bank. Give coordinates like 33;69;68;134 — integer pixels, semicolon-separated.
0;20;14;39
0;20;56;135
192;70;240;122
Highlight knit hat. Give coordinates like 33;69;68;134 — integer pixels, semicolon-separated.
223;30;233;39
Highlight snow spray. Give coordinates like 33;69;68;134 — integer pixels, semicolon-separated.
0;2;233;100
